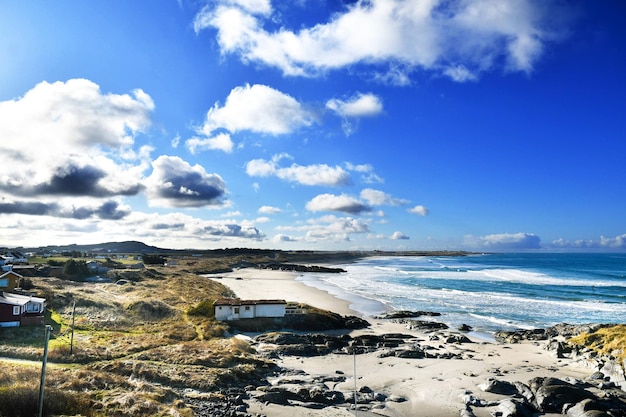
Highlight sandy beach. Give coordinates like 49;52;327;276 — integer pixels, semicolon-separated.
208;268;601;417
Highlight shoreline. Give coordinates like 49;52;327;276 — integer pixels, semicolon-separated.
206;267;614;417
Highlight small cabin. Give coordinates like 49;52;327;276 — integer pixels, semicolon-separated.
0;271;22;292
0;292;46;327
213;298;287;321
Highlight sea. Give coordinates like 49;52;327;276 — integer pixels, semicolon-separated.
296;253;626;334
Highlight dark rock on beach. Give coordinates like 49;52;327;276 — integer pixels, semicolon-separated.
375;310;442;319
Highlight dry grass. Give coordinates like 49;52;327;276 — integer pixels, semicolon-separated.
569;324;626;363
0;260;275;416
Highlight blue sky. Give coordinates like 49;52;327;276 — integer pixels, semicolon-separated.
0;0;624;251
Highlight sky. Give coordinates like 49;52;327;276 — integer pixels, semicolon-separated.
0;0;625;252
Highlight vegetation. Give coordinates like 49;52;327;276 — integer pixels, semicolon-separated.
569;324;626;364
0;257;271;416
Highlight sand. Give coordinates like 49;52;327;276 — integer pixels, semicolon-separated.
207;268;595;417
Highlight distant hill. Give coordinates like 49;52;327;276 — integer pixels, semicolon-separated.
22;241;167;254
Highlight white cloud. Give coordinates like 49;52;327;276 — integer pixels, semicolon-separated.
326;92;383;118
246;154;351;186
552;234;626;249
195;0;567;81
273;233;298;243
360;188;408;206
258;205;282;214
145;155;228;208
391;231;410;240
305;193;370;214
186;84;317;153
326;92;383;135
0;79;153;199
186;133;234;154
345;163;384;184
275;215;370;243
466;232;541;250
195;83;315;139
408;205;429;216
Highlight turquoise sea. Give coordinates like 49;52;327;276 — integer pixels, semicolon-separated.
297;253;626;333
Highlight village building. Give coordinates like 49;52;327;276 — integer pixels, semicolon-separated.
0;292;46;327
213;298;287;321
0;270;22;292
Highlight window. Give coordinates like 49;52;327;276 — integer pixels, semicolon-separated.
234;307;240;314
13;306;20;315
244;306;250;311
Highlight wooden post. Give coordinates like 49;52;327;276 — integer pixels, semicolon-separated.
353;345;358;417
38;325;52;417
69;301;76;355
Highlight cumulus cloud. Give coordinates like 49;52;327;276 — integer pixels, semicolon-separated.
258;205;282;214
552;234;626;249
0;198;130;220
391;231;410;240
305;193;370;215
467;232;542;250
194;0;569;81
273;233;298;243
326;92;383;135
145;155;227;208
360;188;408;206
122;212;266;245
408;205;429;216
187;84;316;152
277;215;370;242
345;163;384;184
186;133;234;154
246;154;351;186
0;79;153;199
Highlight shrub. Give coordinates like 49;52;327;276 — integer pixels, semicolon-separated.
187;300;215;317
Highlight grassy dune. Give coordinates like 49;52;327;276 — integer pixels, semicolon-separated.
0;258;276;417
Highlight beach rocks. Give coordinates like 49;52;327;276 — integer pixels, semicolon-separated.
468;376;626;417
375;310;442;319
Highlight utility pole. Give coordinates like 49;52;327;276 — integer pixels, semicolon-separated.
38;325;52;417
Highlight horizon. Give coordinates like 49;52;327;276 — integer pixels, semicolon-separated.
1;1;625;252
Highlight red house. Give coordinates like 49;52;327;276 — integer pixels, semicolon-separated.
0;292;46;327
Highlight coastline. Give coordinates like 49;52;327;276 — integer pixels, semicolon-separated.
207;268;606;417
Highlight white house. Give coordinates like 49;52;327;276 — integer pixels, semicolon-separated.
213;298;287;321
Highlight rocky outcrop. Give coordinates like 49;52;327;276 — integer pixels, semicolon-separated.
467;376;626;417
494;324;626;390
253;330;474;360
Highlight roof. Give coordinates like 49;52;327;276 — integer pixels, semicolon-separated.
213;298;286;306
0;292;46;306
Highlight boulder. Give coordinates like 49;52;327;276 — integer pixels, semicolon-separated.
496;399;535;417
530;377;594;413
478;378;519;395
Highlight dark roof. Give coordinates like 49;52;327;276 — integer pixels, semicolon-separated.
213;298;286;306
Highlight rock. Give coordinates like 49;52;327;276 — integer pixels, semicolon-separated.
496;398;536;417
513;381;534;403
530;377;594;413
445;334;473;344
376;310;442;319
600;360;626;389
398;319;449;331
494;328;546;343
387;395;407;403
395;346;426;359
566;398;612;417
478;378;519;395
459;324;473;332
460;406;477;417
